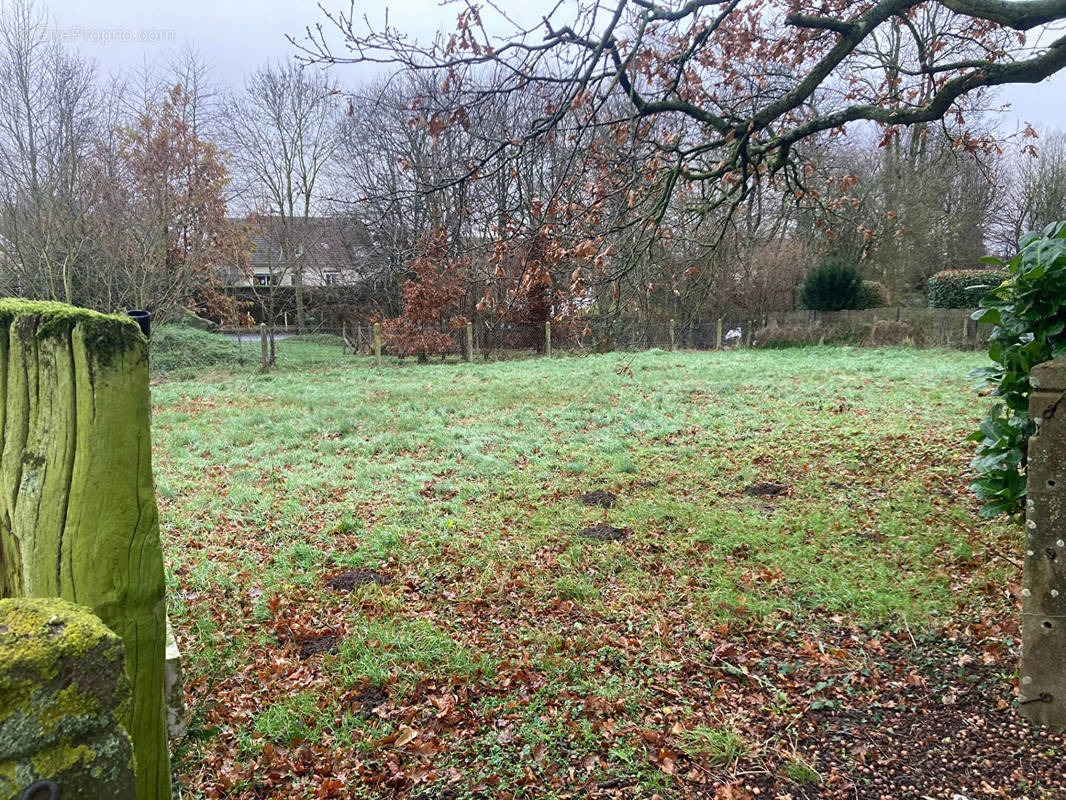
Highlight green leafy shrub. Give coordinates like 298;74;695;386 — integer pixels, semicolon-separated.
969;222;1066;517
857;280;889;309
928;269;1008;308
798;258;866;311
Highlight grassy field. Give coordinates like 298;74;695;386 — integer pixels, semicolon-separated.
153;345;1057;799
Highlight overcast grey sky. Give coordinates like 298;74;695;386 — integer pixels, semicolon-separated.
46;0;1066;134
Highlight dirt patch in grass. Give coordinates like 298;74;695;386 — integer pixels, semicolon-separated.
352;684;388;711
578;523;630;542
579;489;617;508
810;699;1064;798
741;641;1065;800
743;481;790;497
296;635;341;659
325;568;388;591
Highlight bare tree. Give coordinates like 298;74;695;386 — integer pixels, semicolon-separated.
0;0;101;305
226;61;341;332
990;129;1066;256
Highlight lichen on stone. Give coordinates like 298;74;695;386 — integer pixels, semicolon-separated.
0;598;136;799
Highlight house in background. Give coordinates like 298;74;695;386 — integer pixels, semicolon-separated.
220;216;374;288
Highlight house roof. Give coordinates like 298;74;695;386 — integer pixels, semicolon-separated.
235;217;373;273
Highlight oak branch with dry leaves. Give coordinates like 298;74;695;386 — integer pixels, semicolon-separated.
302;0;1064;196
296;0;1066;319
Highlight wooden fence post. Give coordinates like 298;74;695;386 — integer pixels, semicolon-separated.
669;319;675;352
259;323;268;371
545;321;552;358
374;322;382;368
716;318;723;350
0;300;170;799
466;321;474;362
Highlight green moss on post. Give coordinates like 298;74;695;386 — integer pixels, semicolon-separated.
0;300;169;799
0;597;136;799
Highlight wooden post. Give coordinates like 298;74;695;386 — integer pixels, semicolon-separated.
374;322;382;368
259;323;268;371
0;300;170;799
466;321;474;363
746;321;754;348
1020;358;1066;727
716;318;723;350
961;314;970;349
544;321;552;358
669;318;675;352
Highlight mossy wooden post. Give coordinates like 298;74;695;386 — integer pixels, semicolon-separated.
0;300;169;799
668;319;675;352
716;318;723;350
373;323;382;369
544;321;551;358
465;322;474;363
1020;358;1066;727
0;597;136;799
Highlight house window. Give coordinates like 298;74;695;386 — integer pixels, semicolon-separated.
253;273;279;286
324;271;340;286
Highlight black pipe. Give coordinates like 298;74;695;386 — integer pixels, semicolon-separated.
127;310;151;339
22;779;60;800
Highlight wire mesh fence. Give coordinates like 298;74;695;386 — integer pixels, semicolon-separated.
153;306;990;374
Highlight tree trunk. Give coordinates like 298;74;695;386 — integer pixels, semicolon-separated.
294;265;306;333
0;299;170;800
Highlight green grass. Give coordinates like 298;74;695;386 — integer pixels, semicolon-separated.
149;324;350;376
150;325;244;373
154;346;1016;798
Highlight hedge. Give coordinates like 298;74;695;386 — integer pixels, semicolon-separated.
927;269;1008;308
858;280;889;308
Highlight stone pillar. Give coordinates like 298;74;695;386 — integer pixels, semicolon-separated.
0;300;169;798
0;597;137;800
1021;358;1066;726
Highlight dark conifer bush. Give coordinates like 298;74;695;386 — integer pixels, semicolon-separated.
798;258;865;311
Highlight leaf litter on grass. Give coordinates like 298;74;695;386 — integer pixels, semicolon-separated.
151;348;1056;800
